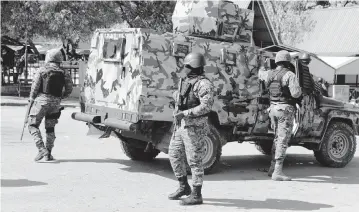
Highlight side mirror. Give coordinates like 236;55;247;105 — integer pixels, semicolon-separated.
132;35;141;50
220;48;226;64
120;39;127;61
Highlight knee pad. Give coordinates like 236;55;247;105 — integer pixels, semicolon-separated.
46;111;61;119
29;123;39;128
46;127;55;133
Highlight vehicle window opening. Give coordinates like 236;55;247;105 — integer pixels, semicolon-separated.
103;37;127;62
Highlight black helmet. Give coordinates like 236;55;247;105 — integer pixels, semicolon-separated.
183;52;206;68
300;52;311;64
300;52;311;60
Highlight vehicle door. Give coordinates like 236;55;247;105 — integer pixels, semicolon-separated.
292;58;317;138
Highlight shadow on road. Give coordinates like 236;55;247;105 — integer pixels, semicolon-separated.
1;179;48;187
204;198;333;211
55;154;359;184
56;158;175;178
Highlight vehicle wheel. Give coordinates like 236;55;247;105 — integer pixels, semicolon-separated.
255;141;273;155
120;138;160;161
314;122;356;168
186;124;223;175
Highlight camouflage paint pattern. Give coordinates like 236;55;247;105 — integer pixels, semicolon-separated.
80;26;271;133
28;101;61;150
268;104;296;161
294;95;317;137
169;124;207;186
180;77;214;127
80;0;359;144
172;0;254;43
82;29;144;113
326;109;359;134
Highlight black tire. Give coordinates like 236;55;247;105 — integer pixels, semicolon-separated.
255;141;273;155
120;138;160;161
314;122;356;168
186;123;223;175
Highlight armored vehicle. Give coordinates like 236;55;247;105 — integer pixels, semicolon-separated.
72;0;359;173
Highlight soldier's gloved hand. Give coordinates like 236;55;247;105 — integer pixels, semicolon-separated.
174;111;185;121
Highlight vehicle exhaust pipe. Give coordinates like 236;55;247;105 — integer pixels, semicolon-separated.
71;112;101;123
103;118;138;132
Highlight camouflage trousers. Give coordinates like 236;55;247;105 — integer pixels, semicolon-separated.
168;124;207;186
28;101;61;151
269;104;296;161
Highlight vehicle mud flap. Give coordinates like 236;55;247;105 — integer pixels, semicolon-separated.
144;142;154;152
86;123;103;136
99;127;112;139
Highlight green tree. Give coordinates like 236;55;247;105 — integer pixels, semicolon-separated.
1;1;43;41
1;1;43;82
38;1;120;45
2;1;176;46
328;0;359;7
114;1;176;33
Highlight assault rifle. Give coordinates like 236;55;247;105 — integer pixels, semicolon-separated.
20;100;34;141
174;78;183;129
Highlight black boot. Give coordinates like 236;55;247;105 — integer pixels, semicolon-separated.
34;148;49;162
44;148;55;161
168;176;191;200
268;160;275;177
180;185;203;205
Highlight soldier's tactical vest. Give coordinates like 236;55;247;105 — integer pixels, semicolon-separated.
267;67;296;106
179;75;208;111
40;65;65;97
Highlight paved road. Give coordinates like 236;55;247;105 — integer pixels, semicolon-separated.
2;106;359;212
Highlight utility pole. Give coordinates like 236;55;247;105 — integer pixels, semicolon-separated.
24;30;28;84
24;4;29;84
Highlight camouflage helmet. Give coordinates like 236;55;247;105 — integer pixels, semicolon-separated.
45;48;65;63
275;50;291;64
183;52;206;68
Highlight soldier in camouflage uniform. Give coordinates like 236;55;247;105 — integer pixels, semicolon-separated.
28;48;73;162
168;52;214;205
265;50;302;181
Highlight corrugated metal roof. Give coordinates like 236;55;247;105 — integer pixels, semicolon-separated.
294;6;359;56
319;56;359;75
1;35;24;46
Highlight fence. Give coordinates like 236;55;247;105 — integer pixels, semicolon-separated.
1;61;81;86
